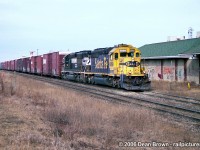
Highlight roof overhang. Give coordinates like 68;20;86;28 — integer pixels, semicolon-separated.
179;53;200;55
141;55;191;59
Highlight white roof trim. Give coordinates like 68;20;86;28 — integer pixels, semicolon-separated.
179;52;200;55
141;55;191;59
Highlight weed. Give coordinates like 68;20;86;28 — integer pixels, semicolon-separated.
0;73;4;93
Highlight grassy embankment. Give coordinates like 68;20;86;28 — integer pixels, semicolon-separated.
0;71;200;149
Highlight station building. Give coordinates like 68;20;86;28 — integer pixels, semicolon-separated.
139;38;200;84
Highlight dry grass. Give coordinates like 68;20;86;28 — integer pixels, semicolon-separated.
0;71;200;149
151;80;200;99
151;80;192;91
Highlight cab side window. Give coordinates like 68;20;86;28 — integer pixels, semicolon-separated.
136;53;140;57
114;53;118;60
110;54;113;60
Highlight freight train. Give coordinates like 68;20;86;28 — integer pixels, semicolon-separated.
0;44;151;91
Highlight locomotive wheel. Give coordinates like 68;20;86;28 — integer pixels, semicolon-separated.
90;76;95;84
117;79;121;88
112;79;117;87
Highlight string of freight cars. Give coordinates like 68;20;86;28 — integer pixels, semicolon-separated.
0;44;151;91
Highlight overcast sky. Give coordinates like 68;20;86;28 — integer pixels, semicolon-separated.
0;0;200;61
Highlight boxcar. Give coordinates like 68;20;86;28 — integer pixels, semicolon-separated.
7;61;11;70
31;56;36;73
27;58;31;73
22;57;31;73
52;52;66;77
36;56;43;74
4;61;8;70
22;58;27;72
43;53;52;76
14;60;17;71
31;56;43;74
0;62;3;70
10;60;15;71
16;59;23;72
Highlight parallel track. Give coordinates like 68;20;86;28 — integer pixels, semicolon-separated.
8;71;200;122
143;91;200;104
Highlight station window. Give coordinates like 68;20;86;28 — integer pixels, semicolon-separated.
115;53;118;60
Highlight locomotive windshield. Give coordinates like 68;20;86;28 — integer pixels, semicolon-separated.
128;52;134;57
120;52;126;57
119;52;134;57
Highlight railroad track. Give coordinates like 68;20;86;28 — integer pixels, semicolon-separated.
142;91;200;103
8;71;200;122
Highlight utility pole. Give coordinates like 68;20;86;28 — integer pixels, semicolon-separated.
37;49;39;56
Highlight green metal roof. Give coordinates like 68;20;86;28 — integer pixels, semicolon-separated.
139;38;200;58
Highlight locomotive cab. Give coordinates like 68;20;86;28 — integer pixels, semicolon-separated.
109;44;143;76
109;44;151;90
